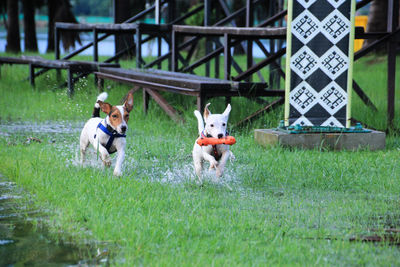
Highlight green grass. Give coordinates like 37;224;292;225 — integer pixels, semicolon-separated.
0;52;400;266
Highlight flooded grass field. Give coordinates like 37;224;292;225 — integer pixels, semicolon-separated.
2;117;400;265
0;122;113;266
0;174;111;266
0;55;400;265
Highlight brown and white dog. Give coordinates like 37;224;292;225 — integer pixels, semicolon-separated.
80;92;133;176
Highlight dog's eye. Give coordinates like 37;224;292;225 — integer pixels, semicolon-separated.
210;124;214;127
112;114;118;118
222;123;226;126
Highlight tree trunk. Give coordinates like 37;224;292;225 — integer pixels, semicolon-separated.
114;0;134;59
47;0;57;52
22;0;38;52
54;0;81;51
363;0;388;48
6;0;21;53
233;0;245;54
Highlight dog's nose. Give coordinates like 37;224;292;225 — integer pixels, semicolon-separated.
121;126;127;133
218;133;224;139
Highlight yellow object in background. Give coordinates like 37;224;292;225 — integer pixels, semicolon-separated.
354;16;368;51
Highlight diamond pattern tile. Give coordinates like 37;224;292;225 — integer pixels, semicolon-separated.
326;0;347;9
296;0;318;9
289;81;318;114
290;46;319;79
321;116;344;127
320;46;349;80
321;9;350;44
292;116;314;126
292;10;321;44
318;81;347;115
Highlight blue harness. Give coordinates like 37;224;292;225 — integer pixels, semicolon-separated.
96;122;126;153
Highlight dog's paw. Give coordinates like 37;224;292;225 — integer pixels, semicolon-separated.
209;159;218;170
113;170;122;177
216;168;223;178
229;152;236;162
103;158;112;167
101;154;111;167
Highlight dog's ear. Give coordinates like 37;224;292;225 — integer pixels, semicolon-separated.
98;101;112;114
222;103;231;118
124;92;134;113
204;103;211;119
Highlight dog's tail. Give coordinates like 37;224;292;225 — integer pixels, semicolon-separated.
92;92;108;118
194;110;204;134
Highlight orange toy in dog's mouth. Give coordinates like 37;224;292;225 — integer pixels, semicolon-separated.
196;136;236;146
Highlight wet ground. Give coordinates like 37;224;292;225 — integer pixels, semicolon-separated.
1;120;400;266
0;122;112;266
0;174;111;266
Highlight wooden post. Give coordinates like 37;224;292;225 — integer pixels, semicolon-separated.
168;0;175;24
54;25;61;80
165;0;175;71
136;27;141;68
93;28;99;87
224;33;232;105
143;88;149;114
29;64;35;86
246;0;253;82
197;92;206;112
55;26;60;60
67;69;74;96
275;0;284;87
145;88;184;123
157;36;162;70
205;0;211;77
172;30;178;72
93;28;98;62
97;75;104;93
268;0;276;87
224;33;231;80
215;42;220;79
387;0;399;130
156;0;162;69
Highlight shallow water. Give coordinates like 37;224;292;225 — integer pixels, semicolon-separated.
0;122;113;265
0;120;241;264
0;121;241;187
0;174;111;266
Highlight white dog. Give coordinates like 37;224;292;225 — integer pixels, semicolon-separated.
193;103;234;180
80;91;133;176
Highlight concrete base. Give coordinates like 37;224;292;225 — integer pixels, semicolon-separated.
254;129;386;150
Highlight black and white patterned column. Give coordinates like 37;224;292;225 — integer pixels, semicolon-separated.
286;0;354;127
